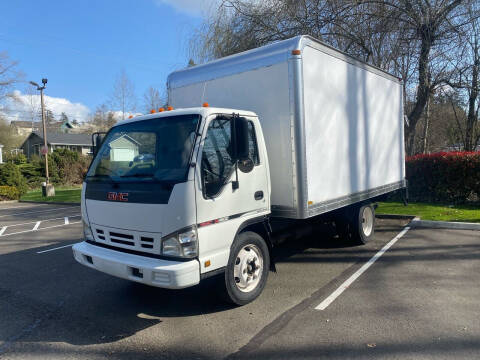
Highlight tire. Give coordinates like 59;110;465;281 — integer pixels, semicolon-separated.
335;203;375;245
222;231;270;306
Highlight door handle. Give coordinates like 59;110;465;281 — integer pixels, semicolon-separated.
254;191;264;200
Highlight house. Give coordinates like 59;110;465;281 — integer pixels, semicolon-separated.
109;134;141;161
10;121;38;137
11;120;75;137
21;131;93;159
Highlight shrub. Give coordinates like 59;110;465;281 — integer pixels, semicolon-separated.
4;153;27;165
0;185;20;200
51;149;90;185
0;163;28;196
406;151;480;203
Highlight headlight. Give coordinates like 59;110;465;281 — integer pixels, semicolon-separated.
83;220;94;241
161;226;198;258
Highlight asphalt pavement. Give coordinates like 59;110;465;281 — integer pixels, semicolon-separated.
0;202;478;359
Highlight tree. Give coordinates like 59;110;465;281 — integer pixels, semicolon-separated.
59;112;69;123
0;115;22;151
110;69;136;120
143;86;163;113
190;0;479;155
0;52;22;104
90;104;117;132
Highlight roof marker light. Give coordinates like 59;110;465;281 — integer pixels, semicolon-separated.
128;115;133;119
292;49;301;55
167;106;173;111
150;109;156;114
202;102;209;107
158;108;165;112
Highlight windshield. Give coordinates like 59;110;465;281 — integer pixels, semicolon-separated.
86;114;200;183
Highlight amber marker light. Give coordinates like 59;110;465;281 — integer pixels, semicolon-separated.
292;49;301;55
128;115;133;119
205;260;211;267
167;106;173;111
202;102;209;107
158;108;165;112
150;109;156;114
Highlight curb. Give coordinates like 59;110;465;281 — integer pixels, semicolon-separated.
19;200;80;206
375;214;416;220
0;200;19;204
410;219;480;231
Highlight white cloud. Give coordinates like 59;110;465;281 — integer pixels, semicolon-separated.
154;0;220;16
2;90;91;123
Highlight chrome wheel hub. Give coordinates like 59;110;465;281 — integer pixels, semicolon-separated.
361;206;374;237
233;244;263;293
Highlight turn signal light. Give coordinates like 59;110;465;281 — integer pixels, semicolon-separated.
292;49;301;55
158;108;165;112
202;102;209;107
167;106;173;111
150;109;156;114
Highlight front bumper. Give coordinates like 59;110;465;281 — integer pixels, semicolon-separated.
72;241;200;289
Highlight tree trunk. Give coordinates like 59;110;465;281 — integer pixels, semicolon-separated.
406;29;433;156
421;95;430;154
465;36;478;151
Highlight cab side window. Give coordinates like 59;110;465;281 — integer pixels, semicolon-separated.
201;118;234;197
247;121;259;165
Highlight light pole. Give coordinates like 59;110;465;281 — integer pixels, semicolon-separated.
30;78;54;197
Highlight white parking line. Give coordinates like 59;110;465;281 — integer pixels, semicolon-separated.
0;221;82;237
32;221;41;231
64;217;69;225
0;227;6;236
0;207;79;218
0;215;81;229
315;225;411;311
37;243;77;254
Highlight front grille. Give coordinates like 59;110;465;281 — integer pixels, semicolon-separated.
92;225;161;254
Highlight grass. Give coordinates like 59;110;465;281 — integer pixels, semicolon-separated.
21;186;81;203
376;201;480;223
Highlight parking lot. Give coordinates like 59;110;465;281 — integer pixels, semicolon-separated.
1;202;479;359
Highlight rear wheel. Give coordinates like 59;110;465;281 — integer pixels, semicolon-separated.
335;203;375;245
223;231;269;305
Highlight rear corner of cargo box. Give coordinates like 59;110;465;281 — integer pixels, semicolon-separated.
301;43;406;217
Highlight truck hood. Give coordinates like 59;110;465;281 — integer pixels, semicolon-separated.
83;181;196;235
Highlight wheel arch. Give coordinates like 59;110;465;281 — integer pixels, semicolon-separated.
235;215;276;272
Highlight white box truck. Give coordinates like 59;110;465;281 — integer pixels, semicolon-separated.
73;35;405;305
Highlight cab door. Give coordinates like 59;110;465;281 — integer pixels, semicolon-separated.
194;115;269;273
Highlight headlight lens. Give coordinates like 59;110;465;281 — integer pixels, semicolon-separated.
161;226;198;258
83;220;94;241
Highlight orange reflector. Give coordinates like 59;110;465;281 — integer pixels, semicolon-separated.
167;106;173;111
205;260;211;268
150;109;156;114
158;107;164;112
292;49;301;55
308;201;313;205
128;115;133;119
202;102;209;107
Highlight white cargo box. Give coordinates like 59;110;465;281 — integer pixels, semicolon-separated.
168;35;406;219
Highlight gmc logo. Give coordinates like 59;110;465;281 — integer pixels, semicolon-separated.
107;192;129;202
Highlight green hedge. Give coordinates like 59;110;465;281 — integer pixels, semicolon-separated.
406;151;480;203
0;163;28;196
0;185;20;200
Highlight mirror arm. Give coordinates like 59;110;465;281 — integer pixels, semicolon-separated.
232;160;239;190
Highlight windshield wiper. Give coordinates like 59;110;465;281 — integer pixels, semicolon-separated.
120;173;155;178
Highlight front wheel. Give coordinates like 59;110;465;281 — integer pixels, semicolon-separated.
223;231;270;306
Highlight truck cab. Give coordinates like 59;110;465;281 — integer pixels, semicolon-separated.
73;107;272;305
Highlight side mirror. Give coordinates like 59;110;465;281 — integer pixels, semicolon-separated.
92;132;106;156
232;116;249;161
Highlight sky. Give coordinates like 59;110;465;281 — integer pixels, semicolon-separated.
0;0;218;123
